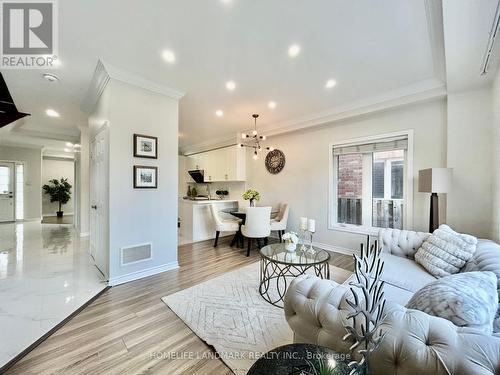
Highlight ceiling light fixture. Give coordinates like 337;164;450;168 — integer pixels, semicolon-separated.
288;44;301;58
268;101;277;109
64;148;72;152
325;79;337;89
43;73;59;82
46;109;60;117
225;81;236;91
215;110;224;117
161;49;176;63
239;114;275;160
66;142;73;147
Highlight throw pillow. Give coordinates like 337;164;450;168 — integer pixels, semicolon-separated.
406;271;498;334
414;224;477;277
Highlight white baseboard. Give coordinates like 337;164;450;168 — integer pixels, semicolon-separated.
312;241;360;256
43;212;74;217
108;261;179;286
22;217;42;222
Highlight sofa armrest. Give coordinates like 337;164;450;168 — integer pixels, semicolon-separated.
284;274;354;353
284;275;500;375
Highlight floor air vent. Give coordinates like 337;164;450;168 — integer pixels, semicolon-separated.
120;243;152;266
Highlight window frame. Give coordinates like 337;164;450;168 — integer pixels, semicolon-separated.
328;130;414;235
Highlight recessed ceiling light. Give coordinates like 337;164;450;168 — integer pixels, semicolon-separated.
325;79;337;89
66;142;73;147
215;110;224;117
288;44;301;58
225;81;236;91
64;148;72;153
161;49;176;63
43;73;59;82
46;109;60;117
73;144;81;148
268;101;277;109
220;0;232;4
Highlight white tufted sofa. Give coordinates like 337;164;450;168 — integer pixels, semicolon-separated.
284;229;500;375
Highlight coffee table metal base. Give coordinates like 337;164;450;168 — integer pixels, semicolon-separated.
259;257;330;308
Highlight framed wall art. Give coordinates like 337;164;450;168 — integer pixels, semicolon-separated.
133;165;158;189
134;134;158;159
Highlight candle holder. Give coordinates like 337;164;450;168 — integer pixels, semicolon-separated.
298;229;308;252
308;231;316;254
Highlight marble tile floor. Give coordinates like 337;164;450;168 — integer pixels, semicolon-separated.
0;221;106;369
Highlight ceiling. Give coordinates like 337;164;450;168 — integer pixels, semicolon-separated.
0;0;496;154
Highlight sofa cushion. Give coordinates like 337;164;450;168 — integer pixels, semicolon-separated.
379;252;437;293
406;271;498;334
414;224;477;278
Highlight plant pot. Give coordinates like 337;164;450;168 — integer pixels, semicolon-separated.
285;242;296;252
250;199;255;207
56;211;64;218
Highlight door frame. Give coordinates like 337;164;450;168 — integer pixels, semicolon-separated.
0;160;26;222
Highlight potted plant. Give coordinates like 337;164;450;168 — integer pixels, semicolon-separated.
43;178;72;218
282;231;299;252
242;188;261;207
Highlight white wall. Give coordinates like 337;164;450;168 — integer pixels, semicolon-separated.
89;78;179;283
246;100;447;251
447;88;494;238
42;158;75;216
492;68;500;243
0;146;42;220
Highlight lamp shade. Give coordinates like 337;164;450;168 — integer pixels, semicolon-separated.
418;168;452;193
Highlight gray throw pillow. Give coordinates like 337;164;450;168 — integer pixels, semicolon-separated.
406;271;498;334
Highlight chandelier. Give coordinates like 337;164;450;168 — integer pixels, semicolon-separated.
238;114;275;160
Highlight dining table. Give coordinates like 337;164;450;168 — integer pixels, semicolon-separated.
221;207;279;249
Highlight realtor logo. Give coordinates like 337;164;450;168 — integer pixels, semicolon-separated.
1;0;59;69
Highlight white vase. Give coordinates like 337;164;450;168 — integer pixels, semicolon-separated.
285;242;296;252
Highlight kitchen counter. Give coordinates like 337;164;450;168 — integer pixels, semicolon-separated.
179;199;239;244
180;198;239;205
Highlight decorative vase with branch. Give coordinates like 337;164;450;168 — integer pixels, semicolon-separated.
242;188;260;207
343;239;386;375
42;178;72;218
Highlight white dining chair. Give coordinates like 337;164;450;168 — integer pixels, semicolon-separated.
270;203;289;242
241;206;272;256
210;204;240;247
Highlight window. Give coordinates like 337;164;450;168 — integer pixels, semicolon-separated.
330;133;412;234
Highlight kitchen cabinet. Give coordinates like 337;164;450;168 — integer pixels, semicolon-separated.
185;146;246;182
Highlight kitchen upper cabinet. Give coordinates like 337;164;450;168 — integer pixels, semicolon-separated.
184;146;246;182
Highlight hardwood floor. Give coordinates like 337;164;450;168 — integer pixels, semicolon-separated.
5;237;353;375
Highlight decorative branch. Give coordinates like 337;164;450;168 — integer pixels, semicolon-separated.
343;238;387;375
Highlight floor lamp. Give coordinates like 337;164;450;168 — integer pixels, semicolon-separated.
418;168;452;233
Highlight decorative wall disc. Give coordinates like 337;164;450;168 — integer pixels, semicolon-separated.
265;149;286;174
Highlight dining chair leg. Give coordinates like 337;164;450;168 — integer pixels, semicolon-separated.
257;238;263;249
264;237;268;246
246;238;252;257
278;230;282;243
214;231;220;247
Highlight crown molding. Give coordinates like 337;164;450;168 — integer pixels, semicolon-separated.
180;133;237;155
81;60;185;113
181;78;447;153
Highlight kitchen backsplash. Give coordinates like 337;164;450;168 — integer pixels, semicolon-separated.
185;181;247;200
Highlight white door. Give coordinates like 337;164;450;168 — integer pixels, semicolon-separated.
0;162;15;222
90;127;109;278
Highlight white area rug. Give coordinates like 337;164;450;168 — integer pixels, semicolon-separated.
162;261;351;374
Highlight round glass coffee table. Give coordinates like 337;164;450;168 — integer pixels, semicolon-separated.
259;243;330;308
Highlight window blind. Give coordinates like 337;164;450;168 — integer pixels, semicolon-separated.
333;137;408;155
